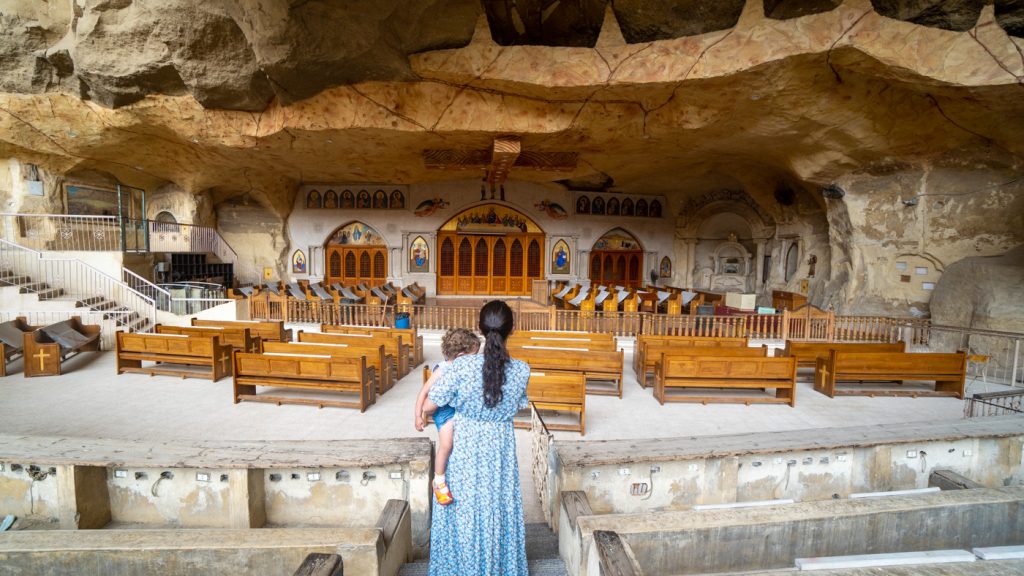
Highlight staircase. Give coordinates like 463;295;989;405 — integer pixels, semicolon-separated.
398;523;567;575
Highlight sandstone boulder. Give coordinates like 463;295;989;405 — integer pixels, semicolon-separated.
870;0;986;32
931;246;1024;334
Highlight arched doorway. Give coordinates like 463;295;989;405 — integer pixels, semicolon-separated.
324;222;388;287
437;204;544;295
590;228;643;289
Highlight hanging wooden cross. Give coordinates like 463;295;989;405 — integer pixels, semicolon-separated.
424;135;578;199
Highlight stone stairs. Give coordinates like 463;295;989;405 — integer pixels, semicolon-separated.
398;523;567;576
0;269;151;332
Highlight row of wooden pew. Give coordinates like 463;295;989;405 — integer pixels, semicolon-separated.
114;319;424;412
230;280;426;308
634;335;968;407
0;316;101;377
552;282;722;315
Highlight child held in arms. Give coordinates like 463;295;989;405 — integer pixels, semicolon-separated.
414;327;480;505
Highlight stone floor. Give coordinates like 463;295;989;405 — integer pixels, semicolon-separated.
0;329;989;523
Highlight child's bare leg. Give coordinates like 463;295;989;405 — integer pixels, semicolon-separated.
435;421;455;478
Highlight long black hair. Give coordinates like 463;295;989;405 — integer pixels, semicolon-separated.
479;300;514;409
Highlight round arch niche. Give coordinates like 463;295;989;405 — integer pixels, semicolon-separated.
324;221;388;287
436;203;545;296
589;228;644;289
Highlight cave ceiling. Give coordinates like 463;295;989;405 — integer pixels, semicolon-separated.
0;0;1022;218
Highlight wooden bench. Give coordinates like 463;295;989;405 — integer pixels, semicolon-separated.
634;335;748;386
513;371;586;435
24;317;101;377
508;336;617;352
233;350;374;411
294;333;393;393
322;324;423;368
192;319;292;342
156;324;262;353
655;354;797;406
639;344;768;388
512;347;624;398
0;317;39;376
302;330;408;381
262;341;380;394
814;351;967;398
781;341;905;368
116;331;233;381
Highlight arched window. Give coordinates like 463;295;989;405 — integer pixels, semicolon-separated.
785;243;799;282
440;238;455;276
591;254;602;279
345;252;357;277
474;238;489;276
458;238;472;276
373;252;385;278
359;252;371;277
492;239;507;275
329;251;341;277
527;239;541;277
510;240;524;276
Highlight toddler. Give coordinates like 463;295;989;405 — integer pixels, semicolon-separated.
414;327;479;505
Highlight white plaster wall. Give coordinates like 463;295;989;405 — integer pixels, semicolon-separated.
285;179;676;295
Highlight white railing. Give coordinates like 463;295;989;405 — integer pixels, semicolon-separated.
0;239;156;331
122;268;231;315
141;220;259;284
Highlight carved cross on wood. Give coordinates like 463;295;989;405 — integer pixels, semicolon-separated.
34;349;50;371
218;353;231;373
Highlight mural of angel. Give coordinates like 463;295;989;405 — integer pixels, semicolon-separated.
414;197;450;217
535;200;568;220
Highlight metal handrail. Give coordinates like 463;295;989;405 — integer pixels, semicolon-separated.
0;239;156;331
121;268;231;315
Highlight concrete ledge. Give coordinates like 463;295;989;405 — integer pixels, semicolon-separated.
0;528;385;576
573;487;1024;576
740;559;1024;575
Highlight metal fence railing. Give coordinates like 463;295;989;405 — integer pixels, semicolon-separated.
964;390;1024;418
122;269;232;315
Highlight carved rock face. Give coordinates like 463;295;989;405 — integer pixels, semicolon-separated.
870;0;986;32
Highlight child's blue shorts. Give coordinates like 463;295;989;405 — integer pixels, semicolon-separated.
434;405;455;430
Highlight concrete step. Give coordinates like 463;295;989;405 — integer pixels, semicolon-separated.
19;282;50;292
79;296;106;307
84;300;117;311
0;275;32;286
37;288;65;300
128;317;151;332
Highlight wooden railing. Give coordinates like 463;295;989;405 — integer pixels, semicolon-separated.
250;298;933;344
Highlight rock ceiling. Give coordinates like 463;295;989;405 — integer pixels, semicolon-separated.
1;0;1023;218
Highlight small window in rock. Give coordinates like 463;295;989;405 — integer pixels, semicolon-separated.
922;282;935;290
895;262;907;270
915;267;928;275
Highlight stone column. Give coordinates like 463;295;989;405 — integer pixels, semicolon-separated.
686;240;698;287
754;239;766;292
578;250;589;283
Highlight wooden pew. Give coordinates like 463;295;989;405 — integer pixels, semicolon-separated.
780;341;906;369
0;316;39;376
301;330;409;380
156;324;262;353
322;324;422;368
233;350;374;411
512;346;624;398
638;344;768;388
634;335;748;387
23;317;101;377
116;331;233;381
655;353;797;406
814;351;967;399
294;333;393;393
262;341;380;394
192;319;292;343
512;371;586;435
513;330;615;342
508;338;617;352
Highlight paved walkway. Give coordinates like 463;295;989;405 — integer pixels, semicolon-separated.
0;331;983;522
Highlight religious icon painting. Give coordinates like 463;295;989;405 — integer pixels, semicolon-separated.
650;199;662;218
635;198;648;217
323;189;338;209
341;189;354;208
292;249;306;274
390;190;405;209
660;256;672;278
551;240;570;274
307;190;322;209
606;197;620;215
373;190;387;209
357;190;371;208
410;236;429;273
621;198;634;216
576;195;590;214
591;196;605;215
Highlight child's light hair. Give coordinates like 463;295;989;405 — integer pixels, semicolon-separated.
441;328;480;360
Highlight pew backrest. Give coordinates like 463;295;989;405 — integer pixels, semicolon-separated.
156;324;261;352
192;319;292;342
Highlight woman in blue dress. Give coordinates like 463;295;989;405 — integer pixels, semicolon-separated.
424;300;530;575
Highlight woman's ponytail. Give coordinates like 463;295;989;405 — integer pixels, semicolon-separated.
479;300;514;409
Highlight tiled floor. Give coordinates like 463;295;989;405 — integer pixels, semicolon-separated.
0;330;983;522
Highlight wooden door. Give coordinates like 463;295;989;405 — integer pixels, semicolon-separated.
436;232;544;295
325;246;388;287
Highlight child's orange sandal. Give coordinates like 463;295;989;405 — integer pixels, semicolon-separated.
433;481;454;505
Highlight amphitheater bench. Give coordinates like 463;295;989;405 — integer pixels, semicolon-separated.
155;324;262;353
781;340;906;369
634;335;748;387
23;317;101;377
266;339;385;394
192;318;292;342
814;351;967;398
655;353;797;406
512;346;623;398
0;316;39;376
512;371;587;435
322;324;422;368
116;331;233;381
233;351;374;411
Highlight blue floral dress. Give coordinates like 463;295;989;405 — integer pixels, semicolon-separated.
427;353;530;576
